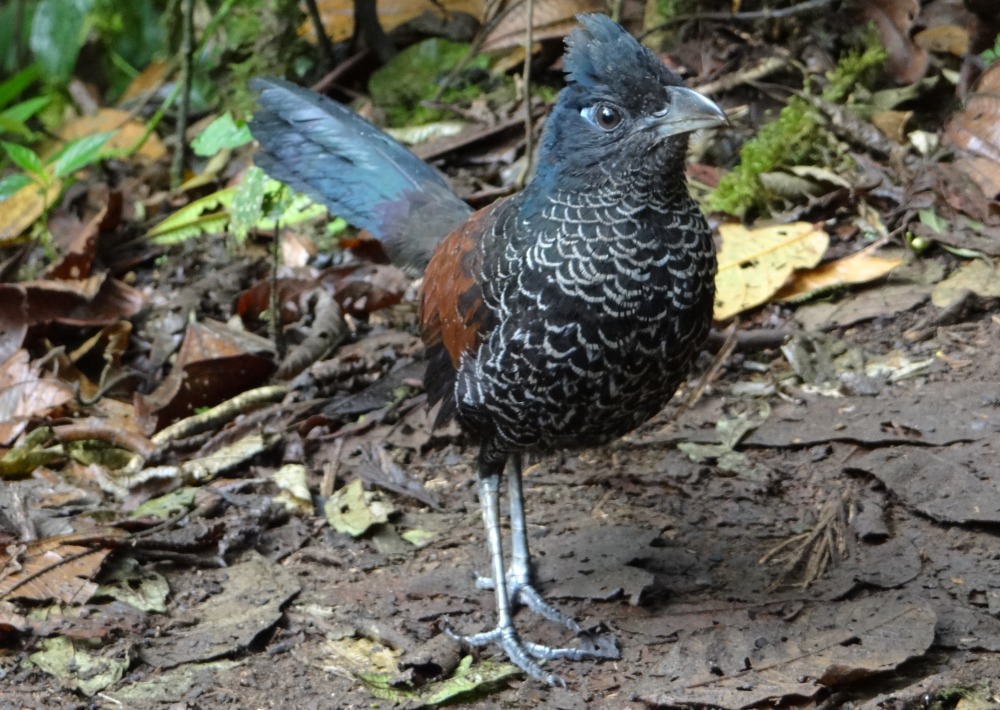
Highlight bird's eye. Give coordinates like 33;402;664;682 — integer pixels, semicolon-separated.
581;103;623;131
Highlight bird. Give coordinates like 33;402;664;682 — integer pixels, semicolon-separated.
249;13;726;685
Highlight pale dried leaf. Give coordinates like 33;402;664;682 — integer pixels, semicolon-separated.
59;108;166;161
913;24;969;56
0;179;63;245
302;0;485;44
0;350;74;446
776;251;903;302
714;222;830;320
637;594;935;708
931;259;1000;308
944;62;1000;200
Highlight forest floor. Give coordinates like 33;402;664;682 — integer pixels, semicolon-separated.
4;233;999;708
2;1;1000;708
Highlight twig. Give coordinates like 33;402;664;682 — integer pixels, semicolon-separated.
320;438;344;497
684;319;738;410
518;0;535;187
610;0;624;24
354;0;394;63
110;0;238;161
640;0;837;39
170;0;195;191
695;54;790;96
13;0;26;69
704;326;792;353
430;0;504;103
303;0;336;70
270;213;282;356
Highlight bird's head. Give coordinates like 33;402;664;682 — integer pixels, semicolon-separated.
533;14;726;194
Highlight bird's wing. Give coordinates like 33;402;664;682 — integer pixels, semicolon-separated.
420;205;496;367
419;203;510;420
249;77;473;271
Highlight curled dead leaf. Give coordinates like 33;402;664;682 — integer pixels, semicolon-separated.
714;222;830;320
944;62;1000;202
776;250;903;302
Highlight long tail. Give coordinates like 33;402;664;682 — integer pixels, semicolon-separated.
248;77;472;271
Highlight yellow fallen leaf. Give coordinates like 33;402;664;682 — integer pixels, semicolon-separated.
714;221;829;320
775;250;903;302
301;0;485;43
931;259;1000;308
60;109;166;161
0;179;63;245
914;24;969;57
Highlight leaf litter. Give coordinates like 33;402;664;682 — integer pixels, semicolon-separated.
3;0;1000;707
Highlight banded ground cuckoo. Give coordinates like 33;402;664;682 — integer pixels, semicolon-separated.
250;14;726;684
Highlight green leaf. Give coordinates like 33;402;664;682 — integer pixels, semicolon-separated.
918;208;948;235
191;113;252;157
50;131;114;178
147;187;237;244
29;0;94;81
324;479;396;537
1;141;46;178
230;166;267;242
0;65;41;110
257;182;329;229
0;173;35;201
2;96;52;124
0;116;39;141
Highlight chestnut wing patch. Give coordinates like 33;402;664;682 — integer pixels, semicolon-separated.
420;206;496;369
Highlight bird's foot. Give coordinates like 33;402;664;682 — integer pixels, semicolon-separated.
444;622;619;687
475;574;581;632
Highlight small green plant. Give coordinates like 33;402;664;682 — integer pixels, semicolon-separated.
368;38;492;126
982;34;1000;63
0;131;113;201
147;113;342;247
0;66;50;143
0;64;117;203
706;36;887;217
705;96;816;216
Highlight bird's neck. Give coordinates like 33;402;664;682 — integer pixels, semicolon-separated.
529;146;690;209
524;156;691;215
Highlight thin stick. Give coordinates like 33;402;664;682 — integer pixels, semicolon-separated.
518;0;535;187
640;0;835;38
171;0;195;191
303;0;336;70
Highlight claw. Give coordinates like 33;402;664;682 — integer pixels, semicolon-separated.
445;620;611;686
466;457;619;683
475;574;582;633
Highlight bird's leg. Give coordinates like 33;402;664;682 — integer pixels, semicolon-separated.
503;454;582;631
505;453;531;586
449;455;618;685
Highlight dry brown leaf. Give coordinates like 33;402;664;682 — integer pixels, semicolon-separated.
0;532;126;604
0;350;74;446
871;109;913;143
0;285;28;362
481;0;605;51
858;0;928;84
637;594;936;708
714;222;830;321
118;60;169;103
0;179;63;246
142;320;276;428
913;24;969;56
944;62;1000;201
775;250;903;302
19;274;144;327
60;109;166;161
301;0;485;44
931;259;1000;308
